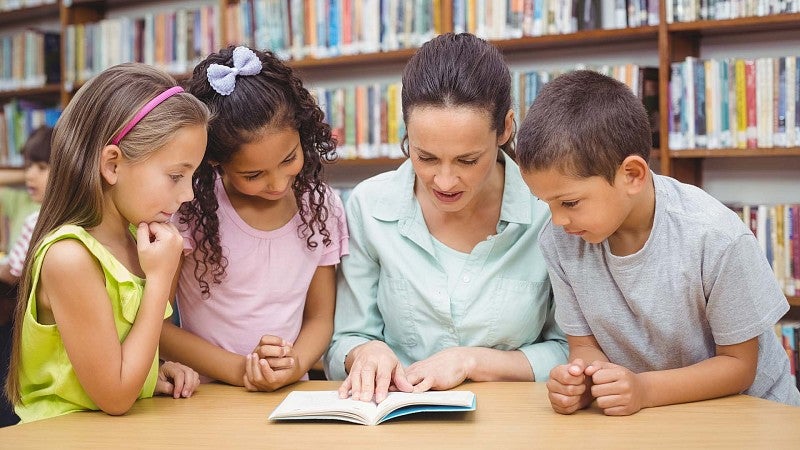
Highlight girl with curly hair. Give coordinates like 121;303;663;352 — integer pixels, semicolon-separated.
159;46;348;391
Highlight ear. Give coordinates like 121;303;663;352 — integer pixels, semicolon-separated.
617;155;649;194
497;109;514;147
99;144;123;185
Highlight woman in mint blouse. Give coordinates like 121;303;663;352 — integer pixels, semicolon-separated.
324;33;567;403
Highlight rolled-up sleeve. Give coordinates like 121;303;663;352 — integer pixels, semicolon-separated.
323;191;384;380
518;290;568;381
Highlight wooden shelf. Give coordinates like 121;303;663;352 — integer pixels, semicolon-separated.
668;13;800;35
669;147;800;158
288;48;418;71
69;71;193;93
789;296;800;307
326;157;406;168
493;26;659;54
288;27;658;73
0;84;61;102
0;3;59;27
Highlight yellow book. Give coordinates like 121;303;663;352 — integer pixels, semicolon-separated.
432;0;442;34
75;24;85;83
387;83;398;145
735;59;747;149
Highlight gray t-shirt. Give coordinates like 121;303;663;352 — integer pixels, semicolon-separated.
539;173;800;406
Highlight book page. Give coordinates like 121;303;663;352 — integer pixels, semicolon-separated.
269;390;476;426
269;391;379;425
376;391;476;421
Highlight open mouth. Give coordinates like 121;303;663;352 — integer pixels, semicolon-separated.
433;190;463;203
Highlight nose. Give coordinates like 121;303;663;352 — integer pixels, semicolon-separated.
551;209;570;227
266;173;289;194
179;180;194;203
24;165;38;181
433;167;458;192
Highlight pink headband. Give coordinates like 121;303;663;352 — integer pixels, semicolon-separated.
111;86;185;145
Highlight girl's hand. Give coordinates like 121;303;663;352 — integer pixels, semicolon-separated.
586;361;647;416
340;341;413;403
251;335;295;370
242;353;299;392
155;361;200;398
404;347;473;393
136;222;184;282
546;359;594;414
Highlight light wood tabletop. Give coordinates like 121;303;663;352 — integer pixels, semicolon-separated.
2;381;799;449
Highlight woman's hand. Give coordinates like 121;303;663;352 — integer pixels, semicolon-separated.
404;347;474;392
340;341;414;403
155;361;200;398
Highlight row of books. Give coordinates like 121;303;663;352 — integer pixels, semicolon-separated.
668;56;800;151
666;0;800;22
0;99;60;167
226;0;663;61
730;203;800;296
314;82;406;160
63;6;221;87
452;0;659;39
314;64;658;160
0;30;59;91
775;320;800;390
0;0;55;11
515;64;659;147
227;0;443;61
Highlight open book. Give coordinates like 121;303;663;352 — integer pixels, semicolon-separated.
268;390;476;426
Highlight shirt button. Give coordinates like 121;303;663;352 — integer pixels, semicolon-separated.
462;275;470;283
448;326;456;334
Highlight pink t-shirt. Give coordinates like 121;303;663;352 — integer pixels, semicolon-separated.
174;177;348;381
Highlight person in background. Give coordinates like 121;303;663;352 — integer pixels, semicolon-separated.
159;45;348;392
517;70;800;415
325;33;567;403
5;63;207;423
0;125;52;427
0;126;53;286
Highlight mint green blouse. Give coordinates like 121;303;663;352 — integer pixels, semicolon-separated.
15;225;172;422
324;154;567;381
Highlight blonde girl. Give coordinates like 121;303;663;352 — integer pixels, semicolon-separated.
5;63;209;422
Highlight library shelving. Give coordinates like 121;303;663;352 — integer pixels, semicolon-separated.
1;0;798;302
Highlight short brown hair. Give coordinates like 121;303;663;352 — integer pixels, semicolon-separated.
516;70;651;184
21;126;54;164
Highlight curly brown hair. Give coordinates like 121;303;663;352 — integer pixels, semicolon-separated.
181;46;337;298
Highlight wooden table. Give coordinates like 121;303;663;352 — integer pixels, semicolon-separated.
2;381;799;449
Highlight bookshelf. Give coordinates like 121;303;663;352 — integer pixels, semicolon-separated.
0;0;798;299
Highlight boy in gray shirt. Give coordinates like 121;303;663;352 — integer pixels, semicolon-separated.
516;70;800;415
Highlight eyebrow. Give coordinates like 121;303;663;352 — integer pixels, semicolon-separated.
541;192;581;202
171;163;195;170
414;147;483;159
236;142;300;175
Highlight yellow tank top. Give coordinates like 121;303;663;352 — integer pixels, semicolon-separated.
15;224;172;422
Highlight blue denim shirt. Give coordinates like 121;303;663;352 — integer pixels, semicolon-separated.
324;153;567;381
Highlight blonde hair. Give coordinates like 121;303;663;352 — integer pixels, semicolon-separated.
4;63;210;403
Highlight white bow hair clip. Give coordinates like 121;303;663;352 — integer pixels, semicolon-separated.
206;46;262;96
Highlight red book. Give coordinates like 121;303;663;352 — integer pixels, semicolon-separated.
745;60;757;149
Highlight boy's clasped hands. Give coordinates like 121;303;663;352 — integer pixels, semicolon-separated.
242;335;298;392
547;359;649;416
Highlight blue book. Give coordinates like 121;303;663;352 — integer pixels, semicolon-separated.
269;390;476;426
